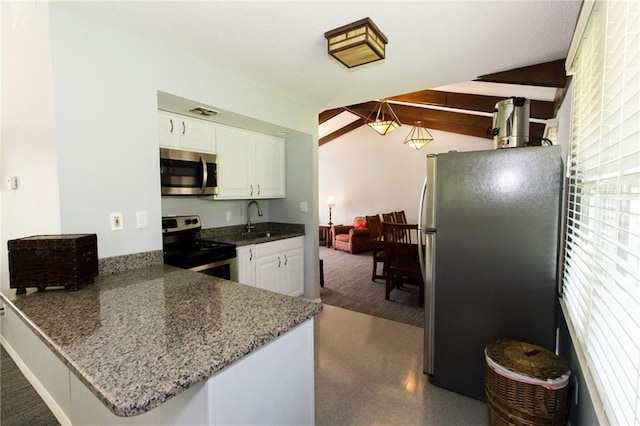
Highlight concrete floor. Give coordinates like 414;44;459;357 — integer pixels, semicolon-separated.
314;305;487;425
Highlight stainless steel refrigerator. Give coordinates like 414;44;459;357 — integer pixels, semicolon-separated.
418;146;563;401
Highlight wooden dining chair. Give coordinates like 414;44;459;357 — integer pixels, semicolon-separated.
382;222;424;307
373;212;397;281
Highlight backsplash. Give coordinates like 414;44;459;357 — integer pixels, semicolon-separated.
99;250;163;275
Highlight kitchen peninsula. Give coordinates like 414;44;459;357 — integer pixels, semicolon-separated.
0;265;321;425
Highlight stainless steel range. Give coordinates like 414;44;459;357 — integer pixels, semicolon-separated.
162;215;237;281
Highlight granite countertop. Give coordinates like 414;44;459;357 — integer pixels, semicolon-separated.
201;222;305;247
0;265;321;417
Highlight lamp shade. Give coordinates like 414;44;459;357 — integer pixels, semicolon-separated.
324;18;388;68
366;100;401;135
327;194;335;207
403;121;434;150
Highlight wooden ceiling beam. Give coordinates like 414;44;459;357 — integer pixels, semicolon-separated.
389;90;554;120
319;118;365;145
337;102;546;142
319;108;345;124
475;59;567;88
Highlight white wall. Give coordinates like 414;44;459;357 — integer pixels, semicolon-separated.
318;125;493;225
1;2;62;290
1;4;320;298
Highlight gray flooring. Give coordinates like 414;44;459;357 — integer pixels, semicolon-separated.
1;346;60;426
315;304;487;425
319;246;424;328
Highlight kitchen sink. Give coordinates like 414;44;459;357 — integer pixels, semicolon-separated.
240;231;282;239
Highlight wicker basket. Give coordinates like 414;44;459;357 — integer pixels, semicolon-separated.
485;338;570;426
8;234;98;294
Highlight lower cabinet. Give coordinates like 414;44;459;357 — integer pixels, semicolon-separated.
236;245;256;287
236;236;304;297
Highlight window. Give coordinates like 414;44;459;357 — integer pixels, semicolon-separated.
562;1;640;425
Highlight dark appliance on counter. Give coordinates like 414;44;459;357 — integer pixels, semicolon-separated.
418;146;563;401
160;148;218;196
162;215;237;281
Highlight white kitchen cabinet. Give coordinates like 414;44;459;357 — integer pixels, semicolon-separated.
253;236;304;297
236;245;256;287
216;125;285;199
236;237;304;297
158;111;216;153
253;133;285;198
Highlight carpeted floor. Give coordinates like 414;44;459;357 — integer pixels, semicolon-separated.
319;246;424;328
1;346;60;426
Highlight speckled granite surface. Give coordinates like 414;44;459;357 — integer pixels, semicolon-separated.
0;265;321;417
201;222;304;246
98;250;163;275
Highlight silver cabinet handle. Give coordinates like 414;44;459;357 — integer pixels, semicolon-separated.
257;184;261;196
170;119;174;133
277;256;281;267
284;254;288;266
182;121;186;135
249;248;253;261
250;185;254;196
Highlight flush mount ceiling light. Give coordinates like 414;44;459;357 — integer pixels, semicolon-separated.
324;17;388;68
366;99;401;135
403;121;434;150
189;107;218;116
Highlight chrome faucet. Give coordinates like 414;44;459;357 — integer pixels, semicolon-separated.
246;200;263;232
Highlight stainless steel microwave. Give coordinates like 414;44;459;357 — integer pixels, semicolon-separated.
159;148;218;195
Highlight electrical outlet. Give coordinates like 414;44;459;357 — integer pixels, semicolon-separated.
110;213;123;231
226;211;232;221
300;202;308;212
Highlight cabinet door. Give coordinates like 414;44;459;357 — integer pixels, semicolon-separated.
179;116;216;153
158;111;179;148
254;134;285;198
236;245;256;287
216;126;254;198
255;253;280;292
281;247;304;297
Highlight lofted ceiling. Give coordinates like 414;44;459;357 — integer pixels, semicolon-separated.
55;1;582;117
319;59;569;145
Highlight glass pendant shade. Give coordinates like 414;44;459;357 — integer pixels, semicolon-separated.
403;121;434;150
366;100;401;135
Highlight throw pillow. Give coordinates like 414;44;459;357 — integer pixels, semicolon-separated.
354;217;367;229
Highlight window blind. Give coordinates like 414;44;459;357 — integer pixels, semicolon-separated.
562;1;640;425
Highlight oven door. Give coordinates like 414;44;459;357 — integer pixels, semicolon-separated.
160;148;218;196
190;257;238;282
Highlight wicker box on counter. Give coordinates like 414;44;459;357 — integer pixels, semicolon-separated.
8;234;98;294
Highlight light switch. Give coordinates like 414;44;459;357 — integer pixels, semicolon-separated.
300;202;308;212
6;176;18;190
136;211;148;229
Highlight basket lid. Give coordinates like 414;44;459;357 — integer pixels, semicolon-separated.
485;338;570;389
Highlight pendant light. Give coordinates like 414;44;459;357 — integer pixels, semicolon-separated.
366;99;401;135
403;121;434;150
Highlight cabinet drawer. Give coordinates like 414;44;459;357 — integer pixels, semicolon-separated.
254;236;303;258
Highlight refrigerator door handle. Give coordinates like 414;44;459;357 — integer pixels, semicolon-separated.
418;175;428;283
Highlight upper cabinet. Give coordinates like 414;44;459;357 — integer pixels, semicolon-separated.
158;111;216;154
216;125;285;199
